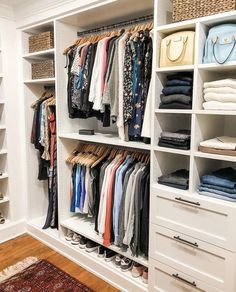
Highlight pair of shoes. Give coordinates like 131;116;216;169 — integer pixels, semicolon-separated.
0;213;5;224
97;246;117;262
85;240;100;253
114;255;133;272
132;263;148;282
65;230;81;245
77;236;100;252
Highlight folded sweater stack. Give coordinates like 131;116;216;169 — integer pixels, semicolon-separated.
199;136;236;156
158;169;189;190
203;79;236;110
198;167;236;202
159;130;191;150
159;73;193;109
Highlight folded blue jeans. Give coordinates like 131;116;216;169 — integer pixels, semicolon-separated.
201;183;236;194
198;186;236;198
198;190;236;202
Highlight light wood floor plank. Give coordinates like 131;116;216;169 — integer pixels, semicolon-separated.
0;234;119;292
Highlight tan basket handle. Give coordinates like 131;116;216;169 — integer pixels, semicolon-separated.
166;36;188;62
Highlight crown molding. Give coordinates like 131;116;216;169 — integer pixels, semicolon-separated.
0;4;14;21
14;0;109;27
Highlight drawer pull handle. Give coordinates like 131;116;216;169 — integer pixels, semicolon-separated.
172;273;197;287
175;197;200;206
173;235;199;248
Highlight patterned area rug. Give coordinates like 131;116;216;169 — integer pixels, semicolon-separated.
0;257;93;291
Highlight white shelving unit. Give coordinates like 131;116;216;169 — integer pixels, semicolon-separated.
21;1;153;291
17;0;236;291
149;0;236;291
0;17;26;242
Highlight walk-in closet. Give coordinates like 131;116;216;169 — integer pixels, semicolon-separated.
1;0;236;291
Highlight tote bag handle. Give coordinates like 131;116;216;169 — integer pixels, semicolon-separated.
212;36;236;65
166;36;188;62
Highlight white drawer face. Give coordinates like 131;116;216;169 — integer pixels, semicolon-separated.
151;190;236;251
149;259;223;292
150;225;234;290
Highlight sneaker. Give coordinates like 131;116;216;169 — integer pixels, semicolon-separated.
71;233;81;245
65;230;74;241
142;268;148;284
120;258;133;272
114;254;124;268
131;263;144;278
104;250;117;262
86;240;100;253
79;236;88;249
98;246;106;258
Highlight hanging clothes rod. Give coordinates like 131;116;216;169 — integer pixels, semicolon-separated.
77;14;153;37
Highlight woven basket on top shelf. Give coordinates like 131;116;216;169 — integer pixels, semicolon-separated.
172;0;236;22
29;31;54;53
32;60;55;79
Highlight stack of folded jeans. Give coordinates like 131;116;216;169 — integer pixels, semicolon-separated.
158;169;189;190
158;130;191;150
203;79;236;110
199;136;236;156
159;73;193;109
198;167;236;202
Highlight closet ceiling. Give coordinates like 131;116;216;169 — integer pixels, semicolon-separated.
0;0;26;5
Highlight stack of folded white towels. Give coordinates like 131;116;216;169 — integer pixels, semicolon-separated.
203;79;236;110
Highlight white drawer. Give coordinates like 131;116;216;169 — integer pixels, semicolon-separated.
151;188;236;251
149;259;222;292
150;224;236;291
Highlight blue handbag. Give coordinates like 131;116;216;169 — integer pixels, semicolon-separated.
203;24;236;64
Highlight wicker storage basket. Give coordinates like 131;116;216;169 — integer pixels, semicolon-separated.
32;60;55;79
172;0;236;22
29;31;54;53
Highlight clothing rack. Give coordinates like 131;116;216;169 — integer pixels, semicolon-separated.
77;14;153;37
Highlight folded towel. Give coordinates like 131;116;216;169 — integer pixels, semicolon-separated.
200;136;236;150
204;87;236;95
204;79;236;89
160;94;192;105
204;92;236;103
203;101;236;110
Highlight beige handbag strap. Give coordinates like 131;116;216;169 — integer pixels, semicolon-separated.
166;36;188;62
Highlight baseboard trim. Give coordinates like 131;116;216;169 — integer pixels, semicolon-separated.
0;220;26;244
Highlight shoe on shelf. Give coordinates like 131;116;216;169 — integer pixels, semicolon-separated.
86;240;100;253
142;268;148;284
131;262;144;278
65;230;74;241
0;213;5;224
0;192;3;200
120;257;133;272
79;236;88;249
104;250;117;262
97;245;106;258
114;254;124;268
71;233;81;245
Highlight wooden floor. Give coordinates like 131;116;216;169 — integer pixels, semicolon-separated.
0;234;118;292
